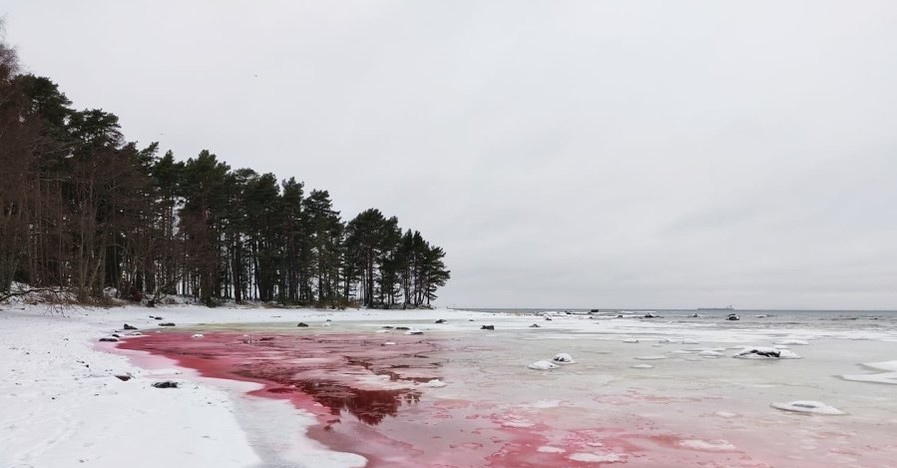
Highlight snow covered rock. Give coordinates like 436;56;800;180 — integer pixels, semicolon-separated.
552;353;574;363
771;401;845;415
732;347;802;359
404;328;423;335
423;379;446;388
528;360;559;370
151;381;180;389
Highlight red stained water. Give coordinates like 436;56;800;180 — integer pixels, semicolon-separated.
116;331;828;467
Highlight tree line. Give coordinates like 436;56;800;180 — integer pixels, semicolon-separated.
0;33;449;308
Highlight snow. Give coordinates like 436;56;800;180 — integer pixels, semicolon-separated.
771;401;846;415
0;307;262;468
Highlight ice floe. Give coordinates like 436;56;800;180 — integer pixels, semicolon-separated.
537;446;565;453
775;339;809;345
679;439;738;451
841;361;897;385
634;355;667;360
528;360;559;370
568;452;626;463
622;338;639;343
771;401;846;415
631;364;654;369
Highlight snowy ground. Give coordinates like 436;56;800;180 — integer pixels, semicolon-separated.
0;304;500;468
2;304;896;467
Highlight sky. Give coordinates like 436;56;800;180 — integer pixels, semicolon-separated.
3;1;897;309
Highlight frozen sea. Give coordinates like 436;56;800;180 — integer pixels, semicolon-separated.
116;307;897;467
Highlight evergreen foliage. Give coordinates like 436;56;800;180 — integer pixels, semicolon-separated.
0;33;449;308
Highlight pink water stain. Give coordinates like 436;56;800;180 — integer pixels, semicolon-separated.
114;330;842;467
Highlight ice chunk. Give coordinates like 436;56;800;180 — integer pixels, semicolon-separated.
679;439;738;451
771;401;846;415
622;338;639;343
191;333;204;339
568;452;625;463
528;360;559;370
423;379;446;388
537;446;565;453
631;364;654;369
698;350;723;357
634;355;667;360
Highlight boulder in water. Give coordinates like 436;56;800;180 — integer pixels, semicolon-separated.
481;325;495;330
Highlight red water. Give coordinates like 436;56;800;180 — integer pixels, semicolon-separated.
115;330;842;467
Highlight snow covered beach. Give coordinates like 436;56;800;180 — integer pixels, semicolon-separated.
2;305;897;467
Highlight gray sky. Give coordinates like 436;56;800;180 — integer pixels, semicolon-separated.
4;1;897;309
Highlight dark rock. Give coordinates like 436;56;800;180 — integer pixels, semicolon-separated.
154;316;163;321
382;325;394;329
259;337;274;342
151;381;179;389
111;333;121;338
114;374;132;381
297;322;309;327
590;309;600;313
529;323;540;328
395;326;411;331
545;316;552;321
749;349;780;358
644;313;658;318
98;337;119;342
123;324;138;330
481;325;495;330
158;322;176;327
147;299;156;308
435;319;447;324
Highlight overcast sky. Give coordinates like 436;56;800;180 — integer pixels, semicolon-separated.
4;1;896;309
